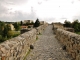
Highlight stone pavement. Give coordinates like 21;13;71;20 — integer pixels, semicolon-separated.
26;25;71;60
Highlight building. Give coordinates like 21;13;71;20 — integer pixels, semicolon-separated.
23;20;33;24
40;21;47;25
9;24;15;30
53;22;64;29
21;26;28;29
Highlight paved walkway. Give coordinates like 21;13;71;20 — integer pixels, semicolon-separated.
26;25;71;60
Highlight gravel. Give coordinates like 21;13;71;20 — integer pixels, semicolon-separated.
26;25;72;60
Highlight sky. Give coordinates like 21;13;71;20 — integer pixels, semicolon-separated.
0;0;80;23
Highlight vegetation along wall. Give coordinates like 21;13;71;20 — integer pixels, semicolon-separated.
0;23;48;60
53;24;80;60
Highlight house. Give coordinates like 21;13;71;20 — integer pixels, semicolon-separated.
40;21;46;25
23;20;33;24
9;24;15;30
21;26;28;29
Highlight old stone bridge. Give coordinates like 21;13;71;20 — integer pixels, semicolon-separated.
0;23;80;60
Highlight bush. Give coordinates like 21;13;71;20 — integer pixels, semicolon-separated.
0;35;7;42
8;31;20;38
34;18;40;27
28;26;31;28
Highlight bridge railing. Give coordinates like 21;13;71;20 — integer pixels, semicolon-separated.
0;23;48;60
53;23;80;60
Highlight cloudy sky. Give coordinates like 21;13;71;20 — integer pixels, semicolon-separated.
0;0;80;23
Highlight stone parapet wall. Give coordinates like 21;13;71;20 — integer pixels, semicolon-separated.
0;29;36;60
0;24;48;60
53;23;74;32
54;27;80;60
53;23;64;29
36;23;48;34
64;28;74;32
52;23;64;34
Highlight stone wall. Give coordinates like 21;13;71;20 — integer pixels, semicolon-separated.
53;23;64;29
64;28;74;32
53;23;74;32
52;23;64;34
0;24;48;60
53;25;80;60
0;29;36;60
36;24;48;34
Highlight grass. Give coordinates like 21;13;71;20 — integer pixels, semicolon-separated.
8;30;20;38
23;49;31;60
0;31;20;43
37;32;42;35
76;32;80;35
39;33;42;35
36;35;38;40
11;31;20;35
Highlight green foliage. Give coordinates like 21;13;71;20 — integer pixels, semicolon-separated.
36;35;38;40
0;35;3;42
72;20;80;32
0;21;5;35
0;21;20;42
7;24;11;31
34;18;40;27
13;22;21;31
28;26;31;28
12;31;20;37
64;19;80;32
0;35;2;40
2;24;11;38
76;32;80;35
0;35;7;42
8;31;20;38
23;49;31;60
8;31;14;38
26;22;34;26
64;20;72;27
20;21;23;26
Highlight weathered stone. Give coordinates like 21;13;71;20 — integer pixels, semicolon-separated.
1;56;5;60
0;24;48;60
0;57;1;60
9;57;14;60
53;23;80;60
1;48;6;53
25;25;72;60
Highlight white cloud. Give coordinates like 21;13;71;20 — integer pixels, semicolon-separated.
0;0;80;23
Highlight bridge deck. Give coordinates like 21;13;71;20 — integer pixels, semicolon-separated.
26;25;71;60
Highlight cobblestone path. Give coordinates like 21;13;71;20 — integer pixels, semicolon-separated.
26;25;71;60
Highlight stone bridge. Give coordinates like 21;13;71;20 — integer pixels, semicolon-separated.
0;23;80;60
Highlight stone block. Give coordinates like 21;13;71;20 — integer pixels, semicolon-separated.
76;55;80;60
1;48;6;53
9;57;14;60
0;24;47;60
1;56;6;60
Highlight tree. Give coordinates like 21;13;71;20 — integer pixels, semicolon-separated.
34;18;40;27
20;21;23;26
2;25;8;37
72;20;80;32
0;21;5;35
13;22;20;31
31;21;34;25
64;20;72;27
